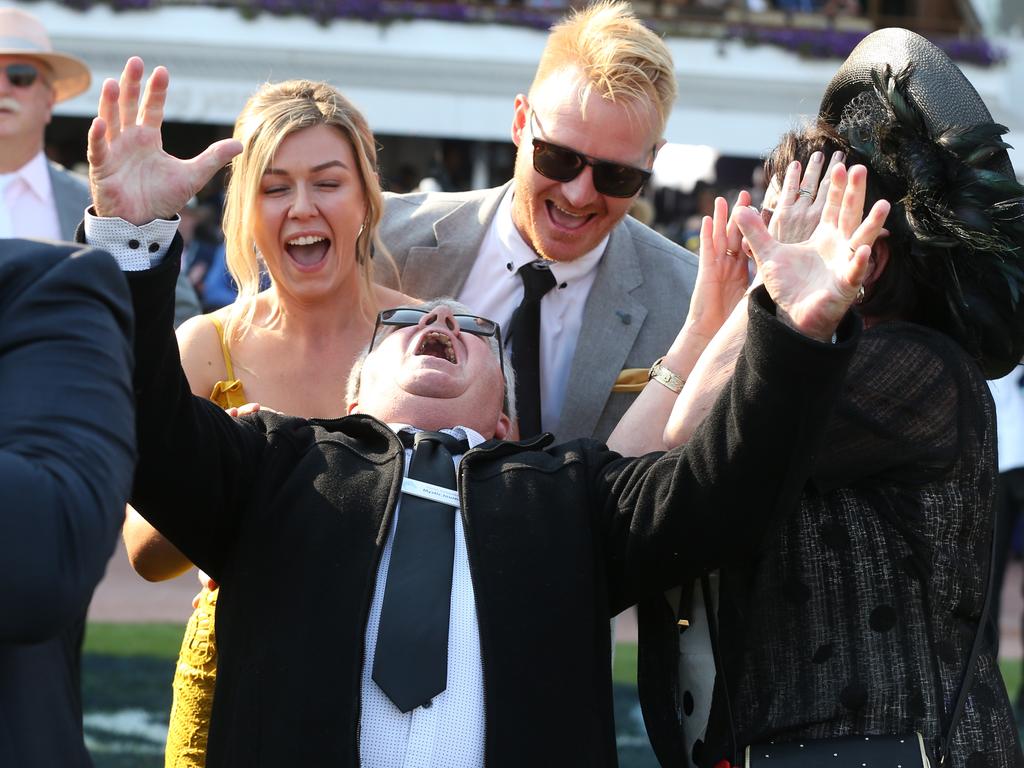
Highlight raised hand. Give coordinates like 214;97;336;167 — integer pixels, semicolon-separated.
87;57;242;225
735;163;890;342
685;191;752;341
766;151;846;244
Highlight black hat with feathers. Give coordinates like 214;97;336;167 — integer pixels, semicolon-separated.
820;28;1024;378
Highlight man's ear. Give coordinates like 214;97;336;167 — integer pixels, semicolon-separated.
347;401;359;415
511;93;529;148
493;412;512;440
43;89;54;126
652;137;667;159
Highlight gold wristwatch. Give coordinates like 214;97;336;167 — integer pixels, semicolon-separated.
648;357;685;394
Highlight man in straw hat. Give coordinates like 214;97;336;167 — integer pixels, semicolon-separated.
0;6;91;240
0;7;200;323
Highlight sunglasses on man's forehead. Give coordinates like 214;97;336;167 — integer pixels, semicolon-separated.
529;111;653;198
2;63;41;89
369;307;505;373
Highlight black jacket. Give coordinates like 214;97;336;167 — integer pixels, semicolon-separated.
127;246;858;767
0;239;135;767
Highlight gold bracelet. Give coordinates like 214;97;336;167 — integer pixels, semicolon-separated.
648;356;685;394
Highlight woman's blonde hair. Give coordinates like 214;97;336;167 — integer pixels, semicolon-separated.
531;1;676;136
221;79;383;337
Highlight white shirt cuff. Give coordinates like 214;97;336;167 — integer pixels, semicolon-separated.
84;209;180;271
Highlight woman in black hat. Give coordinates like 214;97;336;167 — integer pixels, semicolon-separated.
639;28;1024;768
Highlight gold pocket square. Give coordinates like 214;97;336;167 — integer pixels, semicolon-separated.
612;368;649;394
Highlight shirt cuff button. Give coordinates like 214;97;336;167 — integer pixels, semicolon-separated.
128;239;140;250
148;242;160;253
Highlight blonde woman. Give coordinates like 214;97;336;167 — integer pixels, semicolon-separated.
116;65;409;766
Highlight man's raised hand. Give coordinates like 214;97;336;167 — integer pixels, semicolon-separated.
87;57;242;225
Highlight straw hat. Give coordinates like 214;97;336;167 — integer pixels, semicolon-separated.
0;7;90;102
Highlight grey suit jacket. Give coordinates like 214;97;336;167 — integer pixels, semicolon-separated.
47;162;91;242
376;183;698;443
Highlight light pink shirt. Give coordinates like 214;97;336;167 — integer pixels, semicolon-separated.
0;151;62;240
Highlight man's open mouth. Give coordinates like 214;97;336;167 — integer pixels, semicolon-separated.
415;330;457;363
546;200;594;231
285;234;330;267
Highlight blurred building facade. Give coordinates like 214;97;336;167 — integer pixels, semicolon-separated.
33;0;1024;238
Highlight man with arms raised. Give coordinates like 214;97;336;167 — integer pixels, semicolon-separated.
379;1;698;442
85;58;888;766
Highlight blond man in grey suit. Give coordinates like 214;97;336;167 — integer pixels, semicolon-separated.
377;1;698;443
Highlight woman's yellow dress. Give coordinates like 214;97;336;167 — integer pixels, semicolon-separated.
165;316;248;768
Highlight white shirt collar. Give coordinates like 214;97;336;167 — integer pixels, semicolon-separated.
388;424;486;451
494;187;608;287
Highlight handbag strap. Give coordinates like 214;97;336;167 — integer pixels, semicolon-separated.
699;573;738;764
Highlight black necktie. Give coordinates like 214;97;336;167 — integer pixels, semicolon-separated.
508;261;557;438
373;430;469;712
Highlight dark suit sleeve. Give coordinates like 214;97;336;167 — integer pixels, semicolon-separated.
596;286;861;612
125;241;265;580
0;243;135;643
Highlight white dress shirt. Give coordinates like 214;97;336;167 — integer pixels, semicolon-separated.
457;188;607;438
0;151;62;240
360;425;485;768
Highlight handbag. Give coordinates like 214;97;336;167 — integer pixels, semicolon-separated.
745;733;931;768
699;513;997;768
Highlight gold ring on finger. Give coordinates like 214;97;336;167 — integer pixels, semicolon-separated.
724;248;739;258
797;188;814;199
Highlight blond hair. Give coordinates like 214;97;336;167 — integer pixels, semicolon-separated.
221;80;383;338
531;1;676;135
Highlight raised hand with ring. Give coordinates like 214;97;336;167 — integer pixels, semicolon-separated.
734;162;890;343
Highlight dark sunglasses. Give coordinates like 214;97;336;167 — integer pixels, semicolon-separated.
369;307;505;374
529;111;652;198
3;63;41;89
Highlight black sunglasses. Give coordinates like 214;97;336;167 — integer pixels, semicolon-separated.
369;307;505;375
529;111;652;198
3;63;41;89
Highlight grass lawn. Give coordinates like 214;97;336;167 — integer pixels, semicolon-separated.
85;622;183;658
82;624;1023;768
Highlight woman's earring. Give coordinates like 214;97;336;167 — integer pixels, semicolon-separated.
856;285;866;304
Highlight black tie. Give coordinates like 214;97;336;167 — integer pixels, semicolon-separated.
373;430;469;712
508;261;557;438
